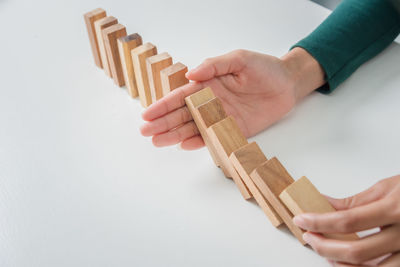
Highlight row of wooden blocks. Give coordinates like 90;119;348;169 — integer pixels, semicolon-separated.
185;87;359;245
84;8;189;107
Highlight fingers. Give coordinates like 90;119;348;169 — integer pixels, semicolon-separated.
186;49;247;81
152;121;199;147
180;135;205;150
380;252;400;267
142;82;204;122
294;199;395;233
304;225;400;265
141;106;192;136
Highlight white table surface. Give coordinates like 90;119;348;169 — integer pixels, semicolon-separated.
1;0;399;266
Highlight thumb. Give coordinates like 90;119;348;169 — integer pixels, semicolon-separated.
186;50;247;82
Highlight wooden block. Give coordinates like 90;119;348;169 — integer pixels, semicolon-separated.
207;116;252;200
131;43;158;107
146;52;173;102
83;8;107;68
103;24;127;87
229;142;283;227
184;88;223;170
117;33;143;97
250;157;305;244
161;62;189;96
94;16;118;77
280;176;359;241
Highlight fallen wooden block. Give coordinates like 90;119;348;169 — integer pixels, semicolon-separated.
185;88;224;171
94;16;118;77
161;62;189;96
250;157;305;244
103;24;127;87
83;8;107;68
147;52;173;102
229;142;283;227
118;33;143;97
207;116;252;200
131;43;158;107
279;176;359;241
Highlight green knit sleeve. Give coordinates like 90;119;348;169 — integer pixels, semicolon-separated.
292;0;400;93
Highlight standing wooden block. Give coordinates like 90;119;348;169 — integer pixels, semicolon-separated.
207;116;252;200
131;43;158;107
83;8;107;68
229;142;283;227
250;157;305;244
161;62;189;96
280;176;359;241
146;52;173;102
103;24;127;87
94;16;118;76
117;33;143;97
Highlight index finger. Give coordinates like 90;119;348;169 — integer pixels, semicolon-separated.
142;81;204;121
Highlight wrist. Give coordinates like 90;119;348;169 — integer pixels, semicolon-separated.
281;47;326;102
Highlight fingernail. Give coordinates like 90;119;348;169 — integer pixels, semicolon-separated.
302;232;311;244
177;143;183;150
293;215;306;228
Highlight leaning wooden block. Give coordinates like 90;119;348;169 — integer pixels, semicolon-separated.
207;116;252;200
229;142;283;227
147;52;173;102
279;176;359;241
161;62;188;96
131;43;158;107
117;33;143;97
95;16;118;77
103;24;127;87
83;8;107;68
250;157;305;244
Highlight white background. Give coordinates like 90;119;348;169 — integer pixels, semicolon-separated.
0;0;399;266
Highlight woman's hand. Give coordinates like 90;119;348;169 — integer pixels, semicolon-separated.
293;175;400;266
140;48;325;149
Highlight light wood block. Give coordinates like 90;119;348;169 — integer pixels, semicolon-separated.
229;142;283;227
103;24;127;87
94;16;118;77
250;157;305;244
131;43;158;107
161;62;189;96
280;176;359;241
146;52;173;102
117;33;143;97
83;8;106;68
207;116;252;200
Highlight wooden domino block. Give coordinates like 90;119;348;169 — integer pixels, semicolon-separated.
229;142;283;227
94;16;118;76
185;88;224;171
161;62;189;96
83;8;107;68
118;33;143;97
207;116;252;200
279;176;359;241
250;157;305;244
103;24;127;87
146;52;173;102
131;43;158;107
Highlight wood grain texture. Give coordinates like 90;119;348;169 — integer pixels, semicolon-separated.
250;157;305;244
280;176;359;241
103;24;127;87
83;8;106;68
160;62;188;96
229;142;283;226
117;33;143;97
207;116;252;200
131;43;158;107
146;52;173;102
95;16;118;77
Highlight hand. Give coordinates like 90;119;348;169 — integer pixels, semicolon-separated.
140;48;325;149
293;175;400;266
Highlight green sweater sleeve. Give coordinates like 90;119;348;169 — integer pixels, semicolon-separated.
292;0;400;93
